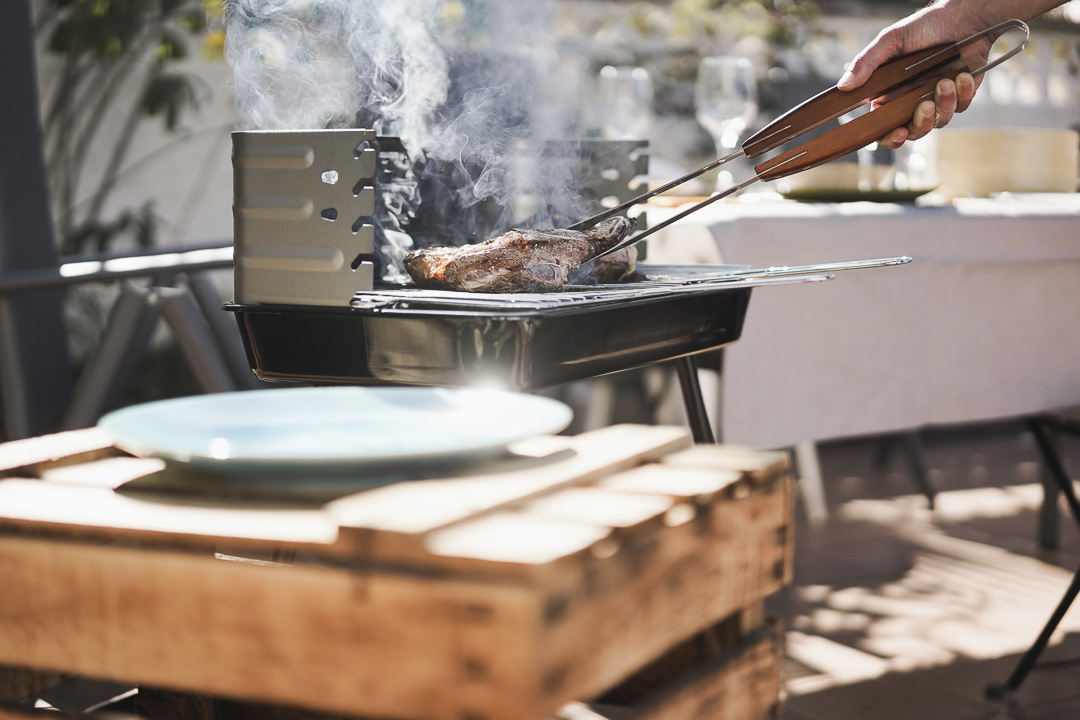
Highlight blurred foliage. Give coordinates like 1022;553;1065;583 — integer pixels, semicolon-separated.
60;200;159;255
35;0;222;254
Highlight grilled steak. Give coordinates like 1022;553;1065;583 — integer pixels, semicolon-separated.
404;216;636;293
582;246;639;285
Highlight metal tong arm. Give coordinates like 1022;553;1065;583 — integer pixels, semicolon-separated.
566;148;743;231
588;154;807;260
752;18;1029;182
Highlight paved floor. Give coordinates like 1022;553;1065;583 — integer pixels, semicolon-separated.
774;422;1080;720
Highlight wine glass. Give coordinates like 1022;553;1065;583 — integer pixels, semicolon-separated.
694;56;759;188
596;65;654;141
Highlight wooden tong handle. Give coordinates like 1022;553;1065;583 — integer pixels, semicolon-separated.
742;19;1027;160
752;69;969;182
741;43;961;159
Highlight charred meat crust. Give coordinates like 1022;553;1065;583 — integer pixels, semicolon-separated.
589;247;638;284
404;216;636;293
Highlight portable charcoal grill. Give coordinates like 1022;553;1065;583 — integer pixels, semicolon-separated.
227;128;907;442
229;267;762;389
225;260;912;443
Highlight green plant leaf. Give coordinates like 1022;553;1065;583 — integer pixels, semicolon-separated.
140;71;207;131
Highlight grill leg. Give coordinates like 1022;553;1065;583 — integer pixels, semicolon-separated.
673;356;715;444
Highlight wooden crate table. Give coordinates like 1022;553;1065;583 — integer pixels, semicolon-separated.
0;424;792;720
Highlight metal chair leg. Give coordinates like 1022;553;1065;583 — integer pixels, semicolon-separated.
986;563;1080;700
794;440;829;526
62;283;161;430
900;431;937;510
157;285;237;395
987;415;1080;699
1039;436;1063;551
873;432;936;508
186;273;263;390
1030;418;1080;525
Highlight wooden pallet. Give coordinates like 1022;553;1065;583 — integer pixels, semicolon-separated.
0;424;791;720
1;611;780;720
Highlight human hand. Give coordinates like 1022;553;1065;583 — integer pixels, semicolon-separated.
836;6;992;148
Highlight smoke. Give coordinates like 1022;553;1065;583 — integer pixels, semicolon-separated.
224;0;453;144
224;0;596;278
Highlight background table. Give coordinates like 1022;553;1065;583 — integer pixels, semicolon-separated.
646;194;1080;451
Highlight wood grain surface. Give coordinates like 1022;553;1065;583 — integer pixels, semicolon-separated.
0;425;791;720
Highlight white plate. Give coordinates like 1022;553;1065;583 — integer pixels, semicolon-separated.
98;387;573;472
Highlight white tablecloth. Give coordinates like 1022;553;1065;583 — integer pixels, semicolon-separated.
646;194;1080;449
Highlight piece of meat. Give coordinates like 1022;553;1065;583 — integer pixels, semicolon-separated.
586;246;638;284
404;216;636;293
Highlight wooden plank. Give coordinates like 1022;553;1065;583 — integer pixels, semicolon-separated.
424;513;614;565
534;476;791;707
660;445;789;486
619;629;781;720
587;608;761;709
327;425;692;563
523;488;674;531
0;666;67;704
1;612;780;720
0;426;690;563
0;707;81;720
328;425;691;532
597;465;742;499
0;536;542;720
420;485;676;569
0;480;340;550
556;624;782;720
40;457;166;489
0;706;141;720
0;428;118;478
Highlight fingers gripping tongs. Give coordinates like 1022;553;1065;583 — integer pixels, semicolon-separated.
578;19;1029;260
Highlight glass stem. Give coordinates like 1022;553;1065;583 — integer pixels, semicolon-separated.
857;147;875;192
714;138;740;192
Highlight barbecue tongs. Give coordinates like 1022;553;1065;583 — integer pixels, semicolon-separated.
577;19;1029;260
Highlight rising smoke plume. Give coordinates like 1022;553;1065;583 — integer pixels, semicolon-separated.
224;0;595;278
